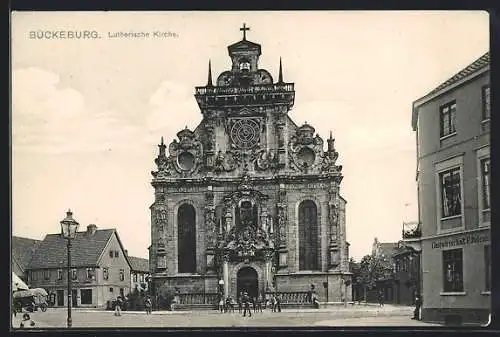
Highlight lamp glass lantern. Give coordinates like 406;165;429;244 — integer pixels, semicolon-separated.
60;209;80;239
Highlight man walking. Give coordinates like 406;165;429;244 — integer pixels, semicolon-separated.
114;296;123;316
242;292;252;317
378;290;385;307
145;296;152;315
412;293;422;320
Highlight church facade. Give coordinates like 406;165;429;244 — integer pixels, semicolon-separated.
149;25;351;304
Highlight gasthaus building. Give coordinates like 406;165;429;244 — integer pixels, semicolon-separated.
409;51;490;325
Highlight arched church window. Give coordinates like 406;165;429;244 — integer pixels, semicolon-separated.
299;200;319;271
177;203;196;273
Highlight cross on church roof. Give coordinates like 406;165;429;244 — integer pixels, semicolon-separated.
240;23;250;40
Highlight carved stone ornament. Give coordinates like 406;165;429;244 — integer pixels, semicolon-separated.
152;156;173;178
154;206;168;226
253;148;279;171
277;206;287;245
214;150;239;173
166;127;204;176
288;125;324;173
223;224;271;257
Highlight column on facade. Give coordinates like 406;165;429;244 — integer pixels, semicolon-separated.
222;259;229;299
264;251;273;291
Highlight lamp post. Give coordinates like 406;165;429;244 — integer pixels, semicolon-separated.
60;209;80;328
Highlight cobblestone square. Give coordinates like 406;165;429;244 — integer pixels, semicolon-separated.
12;305;441;329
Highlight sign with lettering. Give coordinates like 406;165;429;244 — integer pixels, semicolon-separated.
289;183;328;190
431;232;489;249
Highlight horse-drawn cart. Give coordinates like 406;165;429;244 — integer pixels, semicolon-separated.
13;288;49;313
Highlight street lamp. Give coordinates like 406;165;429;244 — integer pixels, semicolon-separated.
60;209;80;328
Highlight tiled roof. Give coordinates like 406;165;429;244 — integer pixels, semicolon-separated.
12;236;42;271
28;229;115;269
128;256;149;273
418;52;490;102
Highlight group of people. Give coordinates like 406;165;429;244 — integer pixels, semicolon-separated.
113;295;152;316
218;292;282;316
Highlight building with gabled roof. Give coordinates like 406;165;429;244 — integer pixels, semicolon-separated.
26;222;133;308
410;51;490;325
11;236;42;281
128;255;150;291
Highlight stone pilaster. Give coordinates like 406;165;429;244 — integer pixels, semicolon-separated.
275;119;286;167
205;186;216;274
328;186;341;270
277;184;288;270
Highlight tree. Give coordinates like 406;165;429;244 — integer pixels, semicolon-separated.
351;253;393;302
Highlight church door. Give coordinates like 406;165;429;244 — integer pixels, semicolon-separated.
237;267;258;300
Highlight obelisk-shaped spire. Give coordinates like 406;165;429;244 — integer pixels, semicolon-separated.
207;59;213;87
278;57;284;83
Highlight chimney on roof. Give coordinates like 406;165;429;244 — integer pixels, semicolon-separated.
87;224;97;236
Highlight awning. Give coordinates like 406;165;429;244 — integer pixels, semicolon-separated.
12;272;29;291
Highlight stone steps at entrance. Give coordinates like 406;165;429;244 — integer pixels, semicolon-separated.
172;303;315;311
173;304;218;311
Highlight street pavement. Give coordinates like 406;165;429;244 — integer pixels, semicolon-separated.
11;304;442;329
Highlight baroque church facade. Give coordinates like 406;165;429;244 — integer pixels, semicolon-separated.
149;25;351;303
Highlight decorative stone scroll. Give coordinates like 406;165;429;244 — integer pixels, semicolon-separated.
165;127;204;177
252;148;279;171
288;123;324;173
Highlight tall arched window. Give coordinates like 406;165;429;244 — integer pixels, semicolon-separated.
299;200;319;271
178;203;196;273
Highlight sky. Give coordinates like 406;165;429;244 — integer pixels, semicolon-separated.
11;11;489;261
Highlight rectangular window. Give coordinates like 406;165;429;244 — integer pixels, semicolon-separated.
140;274;144;283
119;269;124;281
482;85;490;120
114;251;119;258
481;158;491;210
103;268;109;280
109;251;114;258
440;102;457;137
43;270;50;280
31;271;37;281
80;289;92;305
133;274;137;282
442;249;463;292
485;245;491;291
71;268;77;280
57;269;63;280
440;167;462;218
86;268;94;279
109;287;113;293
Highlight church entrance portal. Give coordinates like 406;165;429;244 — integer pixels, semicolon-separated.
236;267;258;300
